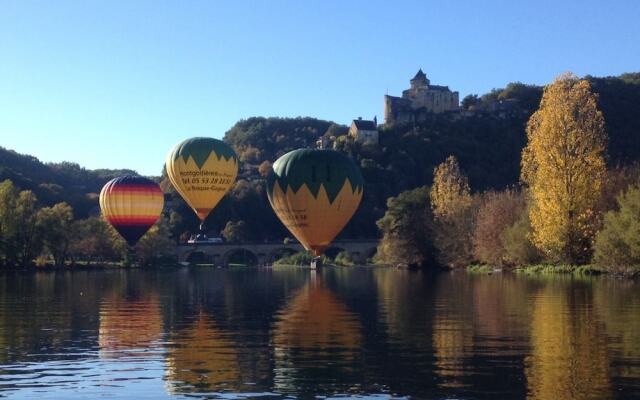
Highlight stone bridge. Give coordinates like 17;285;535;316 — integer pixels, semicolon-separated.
176;239;379;266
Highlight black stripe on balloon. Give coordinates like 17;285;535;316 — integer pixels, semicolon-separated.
113;224;153;246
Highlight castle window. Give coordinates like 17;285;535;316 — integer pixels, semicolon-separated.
326;165;331;182
311;166;317;182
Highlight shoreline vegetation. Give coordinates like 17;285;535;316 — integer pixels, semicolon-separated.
374;74;640;279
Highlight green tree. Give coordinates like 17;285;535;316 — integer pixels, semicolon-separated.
15;190;42;267
521;74;608;264
221;220;250;243
593;185;640;271
0;179;19;266
501;204;541;266
37;202;74;266
69;217;126;263
461;94;480;110
376;186;435;268
135;217;176;266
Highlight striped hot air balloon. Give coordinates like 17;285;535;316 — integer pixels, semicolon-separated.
99;176;164;246
165;137;238;223
267;149;364;257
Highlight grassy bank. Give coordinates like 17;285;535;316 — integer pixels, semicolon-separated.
466;264;499;274
465;263;640;277
513;264;605;275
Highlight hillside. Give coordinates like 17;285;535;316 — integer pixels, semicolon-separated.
215;72;640;239
3;72;639;240
0;146;136;218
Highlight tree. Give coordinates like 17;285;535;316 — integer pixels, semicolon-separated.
521;74;608;264
431;156;472;219
14;190;42;267
0;179;20;266
258;160;272;177
461;94;480;110
0;180;45;267
593;185;640;271
69;217;126;263
221;220;250;243
376;186;435;268
472;189;526;266
135;217;176;266
37;202;74;266
501;207;541;266
430;156;475;268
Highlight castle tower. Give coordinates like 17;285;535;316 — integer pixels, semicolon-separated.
410;69;430;89
384;95;394;124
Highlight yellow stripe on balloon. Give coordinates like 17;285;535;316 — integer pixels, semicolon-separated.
269;179;362;256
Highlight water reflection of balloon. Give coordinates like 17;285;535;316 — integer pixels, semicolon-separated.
99;294;163;358
165;313;240;394
165;137;238;225
99;176;164;246
267;149;363;257
272;280;362;393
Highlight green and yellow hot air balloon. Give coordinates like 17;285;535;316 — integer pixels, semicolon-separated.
267;149;364;257
166;138;238;225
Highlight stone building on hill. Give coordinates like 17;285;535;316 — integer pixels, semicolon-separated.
349;117;379;145
384;69;460;124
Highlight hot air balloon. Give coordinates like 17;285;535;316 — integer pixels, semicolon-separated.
267;149;363;262
99;175;164;246
165;138;238;229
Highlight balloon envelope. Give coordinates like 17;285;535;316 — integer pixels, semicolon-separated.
267;149;363;256
166;137;238;222
99;175;164;246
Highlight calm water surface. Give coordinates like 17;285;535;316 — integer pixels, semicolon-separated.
0;267;639;399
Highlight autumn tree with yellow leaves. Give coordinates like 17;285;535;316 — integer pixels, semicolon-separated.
431;156;476;267
521;74;607;264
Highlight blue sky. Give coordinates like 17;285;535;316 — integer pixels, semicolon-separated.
1;0;639;175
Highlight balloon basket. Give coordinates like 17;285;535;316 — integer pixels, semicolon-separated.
310;256;322;270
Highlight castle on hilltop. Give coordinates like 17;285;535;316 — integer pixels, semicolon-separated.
384;69;460;124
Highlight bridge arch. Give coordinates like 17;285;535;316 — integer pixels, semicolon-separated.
185;251;207;264
223;248;258;267
324;246;346;260
366;246;377;261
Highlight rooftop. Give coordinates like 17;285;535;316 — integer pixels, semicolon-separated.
412;69;427;81
352;119;377;131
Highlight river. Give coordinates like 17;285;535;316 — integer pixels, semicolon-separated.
0;267;638;399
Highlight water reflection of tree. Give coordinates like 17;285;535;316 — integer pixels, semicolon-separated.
0;272;100;363
375;269;474;389
165;312;241;394
271;278;363;395
431;272;475;389
526;280;611;400
593;279;640;385
98;292;163;358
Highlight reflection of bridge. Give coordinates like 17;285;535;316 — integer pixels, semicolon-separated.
176;239;379;266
